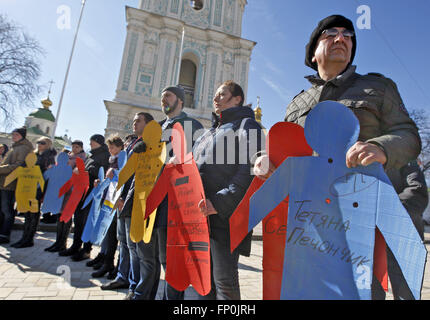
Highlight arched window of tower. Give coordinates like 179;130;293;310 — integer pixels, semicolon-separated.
190;0;203;11
179;59;197;109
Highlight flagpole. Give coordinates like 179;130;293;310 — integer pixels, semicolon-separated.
51;0;87;141
175;26;185;85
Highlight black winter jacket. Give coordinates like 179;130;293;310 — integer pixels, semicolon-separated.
85;144;110;191
193;106;265;255
36;149;57;173
119;137;139;218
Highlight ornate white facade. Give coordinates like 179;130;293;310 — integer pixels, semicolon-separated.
104;0;255;137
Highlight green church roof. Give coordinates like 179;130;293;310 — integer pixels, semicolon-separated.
27;126;47;136
29;108;55;122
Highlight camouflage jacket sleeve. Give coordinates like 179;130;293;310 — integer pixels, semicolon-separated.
366;78;421;170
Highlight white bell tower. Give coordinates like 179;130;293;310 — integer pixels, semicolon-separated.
104;0;255;136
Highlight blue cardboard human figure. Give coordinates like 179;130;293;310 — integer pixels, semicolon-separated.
249;101;427;300
81;167;109;244
41;152;73;215
81;151;126;245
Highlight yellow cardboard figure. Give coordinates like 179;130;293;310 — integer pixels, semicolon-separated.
4;153;44;213
117;120;166;243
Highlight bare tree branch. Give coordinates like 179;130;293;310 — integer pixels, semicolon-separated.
0;14;44;128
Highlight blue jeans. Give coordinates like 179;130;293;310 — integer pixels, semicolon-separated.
199;228;241;300
0;190;16;240
125;217;160;299
115;215;130;285
124;217;139;292
134;228;160;300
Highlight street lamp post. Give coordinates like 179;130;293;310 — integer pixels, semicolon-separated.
51;0;87;141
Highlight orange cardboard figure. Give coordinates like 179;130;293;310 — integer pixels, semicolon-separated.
229;122;312;299
59;157;89;223
145;122;210;296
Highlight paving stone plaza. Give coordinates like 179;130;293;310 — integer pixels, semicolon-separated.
1;218;430;300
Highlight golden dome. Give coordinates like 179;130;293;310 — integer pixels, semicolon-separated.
41;97;52;109
254;96;262;122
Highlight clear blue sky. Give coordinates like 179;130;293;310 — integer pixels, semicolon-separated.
1;0;429;151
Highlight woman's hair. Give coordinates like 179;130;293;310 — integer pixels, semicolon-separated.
0;144;8;157
106;134;124;150
35;136;52;152
221;80;245;106
136;112;154;123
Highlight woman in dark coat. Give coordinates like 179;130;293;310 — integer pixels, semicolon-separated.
193;81;265;299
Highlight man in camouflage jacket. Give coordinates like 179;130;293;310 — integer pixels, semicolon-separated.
254;14;424;300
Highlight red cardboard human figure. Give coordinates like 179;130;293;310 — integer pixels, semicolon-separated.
59;157;90;223
230;122;312;299
229;122;388;299
145;122;210;296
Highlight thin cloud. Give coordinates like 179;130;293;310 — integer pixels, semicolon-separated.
264;60;282;76
80;29;104;56
79;29;110;75
261;75;291;103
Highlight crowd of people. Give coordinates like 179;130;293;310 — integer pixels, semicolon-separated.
0;14;428;300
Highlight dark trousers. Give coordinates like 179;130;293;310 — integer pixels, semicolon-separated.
372;207;425;300
371;247;417;300
199;228;241;300
18;212;40;244
102;216;118;266
0;190;16;240
71;204;92;251
56;219;72;249
157;227;184;300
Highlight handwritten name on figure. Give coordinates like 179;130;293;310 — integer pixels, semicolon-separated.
286;200;369;266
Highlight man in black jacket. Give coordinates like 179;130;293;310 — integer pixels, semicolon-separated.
129;86;204;300
155;86;204;300
253;14;425;299
60;134;110;261
194;81;264;300
101;113;159;300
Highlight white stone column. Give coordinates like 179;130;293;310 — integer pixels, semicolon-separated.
203;31;225;109
153;18;183;97
116;8;148;101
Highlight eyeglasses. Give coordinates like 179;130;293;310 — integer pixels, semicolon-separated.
37;141;47;145
322;28;355;39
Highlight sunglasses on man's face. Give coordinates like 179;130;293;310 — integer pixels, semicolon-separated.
37;141;47;145
322;28;355;39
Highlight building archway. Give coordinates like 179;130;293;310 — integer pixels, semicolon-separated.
190;0;203;11
179;58;197;109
